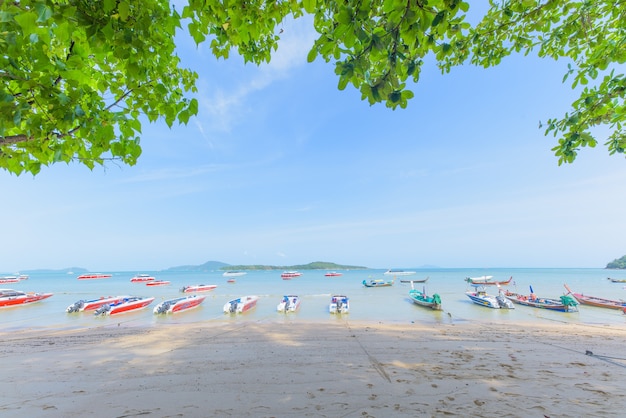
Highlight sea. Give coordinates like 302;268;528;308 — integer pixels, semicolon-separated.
2;268;626;332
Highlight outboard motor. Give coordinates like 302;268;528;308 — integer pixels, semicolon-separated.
94;304;111;316
66;300;84;313
229;302;238;313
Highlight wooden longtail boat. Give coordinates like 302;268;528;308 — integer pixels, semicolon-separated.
564;284;626;310
504;286;578;312
465;276;513;286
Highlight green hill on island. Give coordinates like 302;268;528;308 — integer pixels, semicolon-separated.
606;255;626;269
165;261;366;272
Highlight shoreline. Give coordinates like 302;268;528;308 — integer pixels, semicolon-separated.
2;320;626;417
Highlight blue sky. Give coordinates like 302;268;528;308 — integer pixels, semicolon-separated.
2;16;626;273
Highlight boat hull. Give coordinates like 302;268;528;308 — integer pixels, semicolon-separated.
329;295;349;314
465;276;513;286
277;295;301;312
409;290;442;310
224;296;259;314
66;295;131;313
181;284;218;293
154;295;207;314
0;290;53;308
504;292;577;312
95;297;155;315
77;274;112;280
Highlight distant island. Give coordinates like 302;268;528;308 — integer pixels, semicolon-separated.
606;255;626;269
165;260;367;272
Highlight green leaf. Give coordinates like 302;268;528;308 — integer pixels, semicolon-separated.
303;0;317;14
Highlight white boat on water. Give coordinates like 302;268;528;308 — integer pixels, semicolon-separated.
223;271;247;277
66;295;132;313
384;269;416;276
465;285;514;309
277;295;301;313
223;295;259;314
329;295;349;314
154;295;207;314
281;271;302;279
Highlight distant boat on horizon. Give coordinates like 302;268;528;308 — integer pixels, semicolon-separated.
384;269;416;276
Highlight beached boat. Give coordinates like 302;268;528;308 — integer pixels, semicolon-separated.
153;295;207;314
94;296;155;316
564;284;626;310
66;295;132;313
223;271;247;277
607;277;626;283
146;280;170;286
384;269;416;276
362;278;394;287
465;285;514;309
277;295;301;313
0;289;53;308
130;274;155;282
400;277;429;283
281;271;302;279
224;295;259;314
325;272;343;277
77;273;112;280
504;286;578;312
180;284;218;293
465;276;513;286
329;295;349;314
408;287;442;310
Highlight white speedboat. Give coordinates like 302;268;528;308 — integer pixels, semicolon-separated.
329;295;349;314
223;271;247;277
277;295;301;313
66;295;132;313
384;269;416;276
223;295;259;314
94;296;155;316
153;295;207;314
465;286;514;309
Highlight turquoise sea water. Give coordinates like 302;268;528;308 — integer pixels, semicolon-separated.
2;268;626;331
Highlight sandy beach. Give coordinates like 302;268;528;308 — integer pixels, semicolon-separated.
1;319;625;417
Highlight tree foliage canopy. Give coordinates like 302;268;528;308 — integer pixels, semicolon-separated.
1;0;625;175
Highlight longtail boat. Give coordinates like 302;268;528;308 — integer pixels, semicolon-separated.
504;286;578;312
465;276;513;286
564;284;626;310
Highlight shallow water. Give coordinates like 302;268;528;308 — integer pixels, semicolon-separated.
2;268;626;332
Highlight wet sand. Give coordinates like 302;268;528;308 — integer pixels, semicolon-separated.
1;320;625;417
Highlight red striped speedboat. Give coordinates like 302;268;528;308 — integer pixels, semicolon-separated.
130;274;155;282
153;295;207;314
66;295;132;313
94;296;155;316
281;271;302;279
223;295;259;314
180;284;218;293
146;280;170;286
77;273;112;280
0;289;53;308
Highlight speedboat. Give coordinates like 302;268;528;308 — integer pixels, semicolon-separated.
223;271;247;277
281;271;302;279
223;295;259;314
324;272;342;277
94;296;155;316
146;280;170;286
277;295;301;313
0;289;53;308
77;273;112;280
329;295;349;314
180;284;218;293
130;274;155;282
66;295;132;313
153;295;207;314
465;285;514;309
0;276;21;284
384;269;416;276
